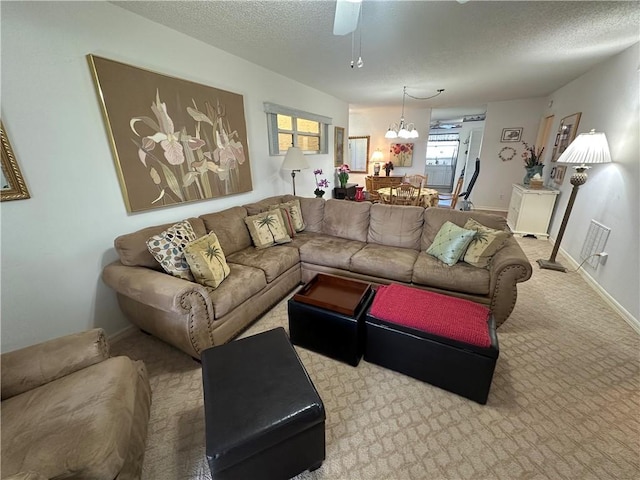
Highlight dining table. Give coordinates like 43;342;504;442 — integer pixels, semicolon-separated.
376;186;440;207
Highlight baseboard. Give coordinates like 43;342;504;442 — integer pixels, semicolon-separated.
108;324;137;343
555;243;640;335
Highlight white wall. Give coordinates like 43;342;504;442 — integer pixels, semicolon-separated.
348;104;431;188
0;2;348;351
476;98;548;210
543;43;639;322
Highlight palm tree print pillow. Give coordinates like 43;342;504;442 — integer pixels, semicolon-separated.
462;218;512;268
184;232;231;288
244;210;292;249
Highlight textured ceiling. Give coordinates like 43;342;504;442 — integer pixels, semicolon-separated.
112;1;639;113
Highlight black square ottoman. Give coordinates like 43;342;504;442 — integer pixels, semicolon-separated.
365;284;499;404
288;274;374;367
201;327;325;480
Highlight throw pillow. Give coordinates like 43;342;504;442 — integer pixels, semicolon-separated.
270;199;305;232
184;232;230;288
244;210;292;249
270;206;296;238
463;218;512;268
426;221;477;266
146;220;197;280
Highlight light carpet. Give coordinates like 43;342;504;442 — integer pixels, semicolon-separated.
112;237;640;480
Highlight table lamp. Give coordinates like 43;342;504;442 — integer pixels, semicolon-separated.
281;146;310;195
537;130;612;272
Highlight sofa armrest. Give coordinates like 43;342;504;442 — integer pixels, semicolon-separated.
102;261;214;320
1;328;109;400
488;238;533;327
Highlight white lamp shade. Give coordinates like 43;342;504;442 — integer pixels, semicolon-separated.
558;130;612;165
385;129;398;139
281;146;310;170
371;150;384;161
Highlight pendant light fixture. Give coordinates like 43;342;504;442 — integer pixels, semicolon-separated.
385;87;445;140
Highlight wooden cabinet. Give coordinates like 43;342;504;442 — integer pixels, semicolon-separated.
507;184;559;237
365;176;404;202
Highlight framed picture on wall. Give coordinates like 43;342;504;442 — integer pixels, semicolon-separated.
1;121;30;201
551;112;581;162
334;126;345;167
554;165;567;184
501;127;522;142
87;54;253;213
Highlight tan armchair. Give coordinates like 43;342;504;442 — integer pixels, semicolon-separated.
1;329;152;480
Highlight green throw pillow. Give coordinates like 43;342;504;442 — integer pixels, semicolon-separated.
463;218;512;268
426;221;476;266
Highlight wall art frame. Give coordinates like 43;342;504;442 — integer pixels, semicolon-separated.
501;127;522;143
553;165;567;184
1;121;30;202
88;54;253;213
334;126;345;167
552;112;581;162
390;143;414;167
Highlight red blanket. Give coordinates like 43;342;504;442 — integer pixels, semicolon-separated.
369;284;491;348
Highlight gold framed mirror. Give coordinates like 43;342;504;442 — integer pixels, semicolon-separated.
1;121;30;201
347;135;370;173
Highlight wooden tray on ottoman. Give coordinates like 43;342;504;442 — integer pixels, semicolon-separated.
289;274;374;366
292;273;372;317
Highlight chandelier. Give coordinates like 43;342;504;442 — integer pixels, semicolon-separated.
385;86;445;140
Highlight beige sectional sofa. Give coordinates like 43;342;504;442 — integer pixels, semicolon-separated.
1;329;151;480
103;195;532;359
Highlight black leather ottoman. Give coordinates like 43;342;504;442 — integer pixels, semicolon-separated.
288;274;374;367
364;284;499;404
201;327;325;480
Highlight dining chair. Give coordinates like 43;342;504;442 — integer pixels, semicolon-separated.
391;183;420;206
404;174;428;189
438;175;465;209
438;158;480;209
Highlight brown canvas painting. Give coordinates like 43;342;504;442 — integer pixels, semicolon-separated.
88;55;252;212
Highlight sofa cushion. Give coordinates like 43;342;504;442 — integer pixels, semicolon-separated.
463;218;512;268
1;356;140;479
115;217;206;269
412;252;490;295
350;244;419;283
288;195;324;233
227;245;299;283
207;263;268;318
184;232;231;289
426;221;476;266
367;204;424;250
146;220;197;280
200;206;252;255
244;210;292;249
322;199;371;242
421;209;509;251
299;235;366;270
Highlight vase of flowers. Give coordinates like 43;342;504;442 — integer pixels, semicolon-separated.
383;161;394;176
314;169;329;198
337;164;350;188
522;142;544;185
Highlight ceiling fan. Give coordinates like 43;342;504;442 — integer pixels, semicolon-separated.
333;0;362;36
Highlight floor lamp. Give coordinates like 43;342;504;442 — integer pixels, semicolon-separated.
537;130;612;272
281;146;309;195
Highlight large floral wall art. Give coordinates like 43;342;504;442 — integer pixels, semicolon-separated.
88;55;252;213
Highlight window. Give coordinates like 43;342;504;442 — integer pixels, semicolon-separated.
264;103;331;155
426;133;459;165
